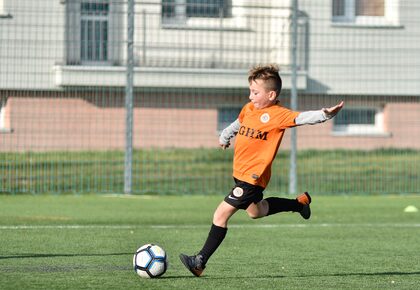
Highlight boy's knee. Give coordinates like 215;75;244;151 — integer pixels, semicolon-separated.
213;215;228;227
213;211;230;227
247;211;262;219
246;200;269;219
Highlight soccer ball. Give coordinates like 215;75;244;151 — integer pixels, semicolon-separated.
133;244;168;278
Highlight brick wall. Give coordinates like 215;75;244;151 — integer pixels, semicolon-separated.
1;95;419;151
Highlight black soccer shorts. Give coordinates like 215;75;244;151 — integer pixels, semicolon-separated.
224;178;264;210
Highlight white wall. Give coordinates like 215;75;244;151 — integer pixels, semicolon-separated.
299;0;420;95
1;0;419;96
0;0;66;90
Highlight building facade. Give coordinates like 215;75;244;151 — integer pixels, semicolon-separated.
1;0;419;151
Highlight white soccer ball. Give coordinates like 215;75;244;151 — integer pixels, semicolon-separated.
133;244;168;278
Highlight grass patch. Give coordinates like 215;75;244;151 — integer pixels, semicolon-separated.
0;194;419;289
1;148;420;195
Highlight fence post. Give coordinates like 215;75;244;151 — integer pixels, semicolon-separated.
219;6;224;66
124;0;135;194
142;9;146;65
289;0;298;195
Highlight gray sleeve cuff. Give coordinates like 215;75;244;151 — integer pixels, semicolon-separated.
219;119;241;145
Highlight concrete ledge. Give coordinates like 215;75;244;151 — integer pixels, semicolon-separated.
54;65;307;90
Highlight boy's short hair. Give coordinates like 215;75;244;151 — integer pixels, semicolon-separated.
248;64;282;97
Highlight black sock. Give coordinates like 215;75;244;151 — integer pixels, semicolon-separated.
265;197;303;216
198;224;227;265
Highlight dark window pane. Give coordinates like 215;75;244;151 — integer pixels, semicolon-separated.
81;2;109;15
332;0;345;16
80;2;109;62
87;20;93;59
102;21;108;61
334;108;376;125
356;0;384;16
162;0;230;19
162;0;175;18
187;0;227;18
81;20;87;60
95;20;101;60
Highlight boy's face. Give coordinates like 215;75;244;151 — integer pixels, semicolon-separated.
248;79;277;109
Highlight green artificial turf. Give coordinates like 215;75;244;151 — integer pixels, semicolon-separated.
0;194;419;289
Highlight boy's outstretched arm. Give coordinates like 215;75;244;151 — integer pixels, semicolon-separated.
219;119;240;149
295;101;344;126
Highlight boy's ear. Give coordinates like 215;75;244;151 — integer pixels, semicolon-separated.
268;90;277;101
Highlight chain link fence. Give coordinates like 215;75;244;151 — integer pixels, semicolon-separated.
1;0;419;195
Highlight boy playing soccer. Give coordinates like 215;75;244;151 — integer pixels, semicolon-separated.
180;64;344;277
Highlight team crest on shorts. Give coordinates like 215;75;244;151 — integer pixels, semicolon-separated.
232;187;244;197
260;113;270;123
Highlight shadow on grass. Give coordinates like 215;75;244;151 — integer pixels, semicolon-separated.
292;271;420;278
161;273;286;279
166;271;420;280
0;252;131;260
327;271;420;277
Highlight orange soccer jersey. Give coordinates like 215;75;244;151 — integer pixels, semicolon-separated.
233;102;300;188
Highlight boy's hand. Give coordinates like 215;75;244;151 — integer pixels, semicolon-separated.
220;142;230;150
323;101;344;118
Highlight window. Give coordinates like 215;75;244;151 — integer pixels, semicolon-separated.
333;107;387;136
0;99;5;130
217;107;241;132
80;1;109;62
0;0;11;18
66;0;119;65
162;0;231;24
356;0;384;16
332;0;399;25
0;98;11;133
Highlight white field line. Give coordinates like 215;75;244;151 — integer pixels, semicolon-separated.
0;223;420;230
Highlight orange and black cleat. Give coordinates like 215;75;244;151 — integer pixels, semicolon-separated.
296;192;311;220
179;253;206;277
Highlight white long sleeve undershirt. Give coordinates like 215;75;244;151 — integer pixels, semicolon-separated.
219;119;240;145
295;110;330;125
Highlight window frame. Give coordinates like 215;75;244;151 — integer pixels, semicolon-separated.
332;0;400;26
332;106;389;137
0;98;12;133
162;0;235;29
0;0;4;14
0;99;4;130
0;0;11;18
80;1;110;63
66;0;116;66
